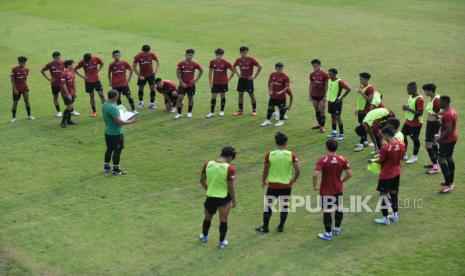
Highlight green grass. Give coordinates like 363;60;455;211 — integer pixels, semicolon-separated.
0;0;464;275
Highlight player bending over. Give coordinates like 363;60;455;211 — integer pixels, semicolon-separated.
154;78;178;112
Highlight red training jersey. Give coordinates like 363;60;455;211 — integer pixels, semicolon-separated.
60;70;76;97
156;80;177;94
76;56;103;83
209;59;233;85
108;60;132;88
177;60;202;87
405;96;425;127
310;70;329;97
264;151;298;189
269;72;290;100
233;56;259;78
134;52;158;77
440;108;458;143
379;141;406;180
42;60;64;87
315;154;350;195
11;66;29;92
359;85;375;114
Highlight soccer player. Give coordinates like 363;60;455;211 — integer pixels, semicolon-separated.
422;83;441;174
206;48;236;118
59;60;78;128
199;146;237;249
75;53;105;117
175;49;203;119
313;139;351;241
436;96;458;194
387;118;404;142
261;63;291;127
154;78;178;112
401;82;424;164
233;46;262;116
256;132;300;233
133;45;160;110
10;56;34;123
272;89;294;121
356;107;395;154
325;68;351;141
103;90;138;175
369;125;406;225
41;51;64;117
354;72;375;152
309;59;329;133
108;50;136;112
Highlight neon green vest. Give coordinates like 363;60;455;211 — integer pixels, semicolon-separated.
394;131;404;142
327;79;340;102
267;150;293;185
206;161;230;198
405;95;423;123
372;91;382;108
426;95;440;115
363;108;389;126
356;85;371;110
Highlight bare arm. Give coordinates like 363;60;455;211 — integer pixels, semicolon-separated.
132;62;140;78
287;93;294;110
253;63;262;79
176;69;185;86
340;87;351;101
342;168;352;183
208;68;213;87
97;62;104;73
127;66;133;84
262;162;270;188
40;68;51;82
312;170;320;192
11;75;18;94
74;66;86;80
200;171;208;190
291;162;300;184
108;70;112;85
194;67;204;84
228;178;236;208
228;66;236;81
154;60;160;75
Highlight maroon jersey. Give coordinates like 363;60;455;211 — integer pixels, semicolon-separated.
134;52;158;77
269;72;290;99
440;108;458;143
43;60;64;87
177;60;202;87
156;80;177;94
209;59;233;85
315;154;350;195
379;141;406;180
233;56;259;78
405;96;425;127
310;70;329;97
60;70;76;97
109;61;131;88
11;66;29;92
76;56;103;83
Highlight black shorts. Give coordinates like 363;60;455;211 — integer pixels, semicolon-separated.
328;101;342;115
62;95;75;106
137;74;156;86
311;95;325;102
377;176;400;193
268;98;286;108
178;85;196;96
401;123;422;140
439;141;456;157
425;121;441;142
105;134;124;151
320;194;343;210
211;84;228;93
204;194;232;215
114;86;131;96
358;112;366;124
237;78;254;93
51;85;61;96
12;90;28;101
85;81;103;93
265;187;291;211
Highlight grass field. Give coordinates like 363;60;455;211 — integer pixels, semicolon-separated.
1;0;464;275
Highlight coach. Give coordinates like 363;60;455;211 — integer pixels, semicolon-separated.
103;89;138;175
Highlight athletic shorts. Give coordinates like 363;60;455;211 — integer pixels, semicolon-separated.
137;74;156;86
178;85;196;96
320;193;343;210
328;101;342;115
114;86;131;96
12;90;28;101
105;134;124;151
237;78;254;93
265;187;291;211
439;141;456;157
85;81;103;93
204;194;232;215
62;95;75;106
425;121;441;142
268;98;286;108
51;85;61;96
377;176;400;193
311;95;325;102
211;84;228;93
401;123;422;139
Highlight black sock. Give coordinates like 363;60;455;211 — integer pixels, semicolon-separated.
439;161;450;184
117;97;122;105
67;109;73;123
332;123;337;131
210;98;216;113
432;144;439;156
220;98;226;112
138;90;143;101
448;159;455;183
177;106;182;114
188;105;193;113
389;193;398;213
381;197;389;217
12;109;17;118
219;222;228;242
335;211;343;228
26;107;31;116
279;107;285;121
61;109;69;124
238;102;243;112
316;111;321;125
266;106;274;120
339;124;344;134
279;212;288;228
202;219;211;236
150;90;155;103
128;98;135;111
323;212;332;233
320;115;326;127
413;138;420;155
55;104;61;111
263;209;272;228
252;102;257;112
92;106;96;112
427;148;438;164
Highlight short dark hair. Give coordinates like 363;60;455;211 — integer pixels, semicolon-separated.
18;56;27;63
239;46;249;52
328;68;338;75
311;59;321;65
326;139;338;152
142;45;151;52
275;62;284;68
359;72;371;80
407;82;417;90
387;117;400;130
381;125;395;137
275;132;288;146
52;51;61;58
215;48;224;55
112;50;120;55
154;78;162;84
422;83;436;93
186;48;195;54
83;53;92;61
440;95;451;105
64;60;74;67
108;89;119;99
221;146;236;160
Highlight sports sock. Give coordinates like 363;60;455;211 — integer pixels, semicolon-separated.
188;105;193;113
26;107;31;116
279;212;288;228
219;222;228;242
61;109;69;124
252;102;257;112
380;196;389;217
238;102;243;112
320;115;326;127
220;98;226;112
316;111;321;125
12;108;16;118
432;144;439;156
448;158;455;183
263;209;272;228
335;211;343;228
92;106;96;112
427;148;438;165
202;219;211;236
210;98;216;113
138;90;143;101
266;106;274;120
323;212;332;233
332;123;337;131
439;161;450;184
279;107;285;121
389;193;398;213
413;138;420;155
150;89;156;103
55;104;61;111
339;124;344;134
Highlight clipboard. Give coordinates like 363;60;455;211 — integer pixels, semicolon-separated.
117;105;137;121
